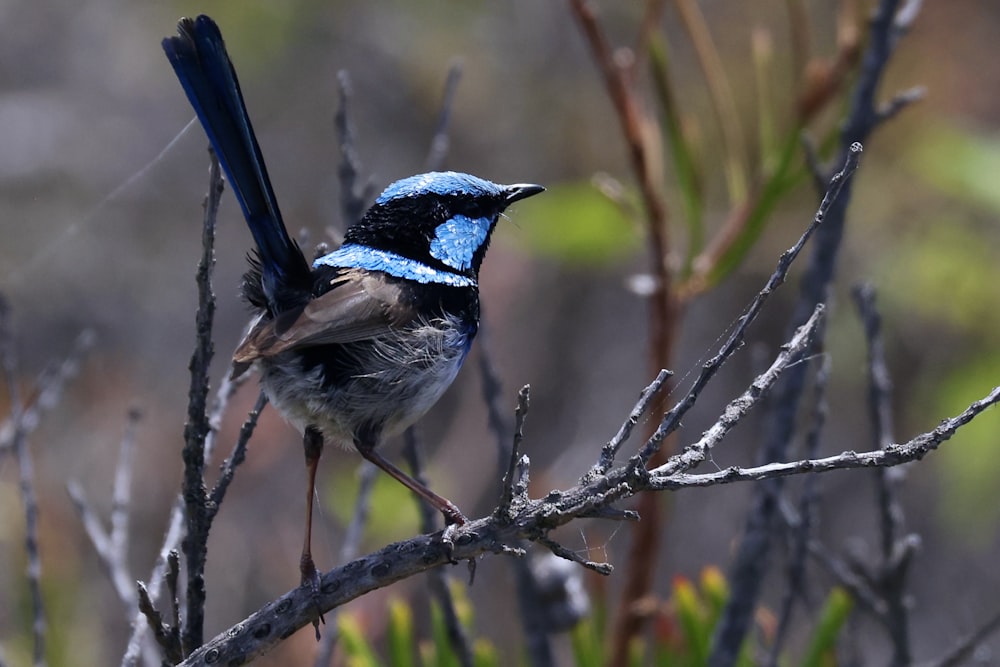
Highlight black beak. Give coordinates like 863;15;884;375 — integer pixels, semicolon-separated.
504;183;546;206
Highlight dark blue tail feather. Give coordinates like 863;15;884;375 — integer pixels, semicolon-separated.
163;15;310;308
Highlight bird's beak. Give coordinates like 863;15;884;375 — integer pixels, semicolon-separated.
504;183;546;206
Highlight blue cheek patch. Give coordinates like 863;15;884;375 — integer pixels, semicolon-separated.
314;244;477;287
429;215;492;271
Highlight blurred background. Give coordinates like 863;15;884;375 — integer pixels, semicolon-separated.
1;0;999;664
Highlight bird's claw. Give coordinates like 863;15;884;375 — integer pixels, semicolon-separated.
300;556;326;639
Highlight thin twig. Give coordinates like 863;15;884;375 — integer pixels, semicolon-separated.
642;142;862;465
568;4;677;662
673;0;749;203
587;369;671;479
476;321;514;493
655;386;1000;488
768;354;831;665
137;582;183;664
1;297;47;667
653;303;825;479
122;370;242;666
164;371;1000;666
171;378;1000;665
425;59;463;172
68;409;144;616
335;70;375;229
709;2;920;659
497;386;531;521
853;283;913;666
207;390;266;510
403;429;474;667
926;607;1000;667
0;328;95;451
122;499;185;666
180;149;224;654
312;460;379;667
477;327;558;666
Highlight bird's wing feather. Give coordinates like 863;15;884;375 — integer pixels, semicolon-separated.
233;270;416;365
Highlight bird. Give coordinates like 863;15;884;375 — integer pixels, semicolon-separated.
162;15;544;594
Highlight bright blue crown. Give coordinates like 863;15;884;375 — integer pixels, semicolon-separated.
375;171;504;204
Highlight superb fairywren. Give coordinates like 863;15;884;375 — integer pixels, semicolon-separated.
163;15;543;589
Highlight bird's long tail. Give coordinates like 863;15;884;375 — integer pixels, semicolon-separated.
163;15;310;306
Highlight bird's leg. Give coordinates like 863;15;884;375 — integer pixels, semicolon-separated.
301;426;325;634
354;437;468;526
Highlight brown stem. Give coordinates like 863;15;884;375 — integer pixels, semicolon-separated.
568;2;679;664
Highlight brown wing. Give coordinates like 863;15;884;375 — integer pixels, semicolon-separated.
232;269;417;371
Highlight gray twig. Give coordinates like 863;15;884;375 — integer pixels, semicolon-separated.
853;283;913;666
927;607;1000;667
425;59;463;172
709;1;922;660
476;321;514;493
655;385;1000;489
403;428;474;667
768;354;831;665
1;297;47;667
0;326;95;452
179;149;224;653
587;369;671;479
653;304;825;480
335;70;375;229
122;370;242;666
137;582;183;664
207;390;266;511
170;376;999;665
497;386;531;521
67;409;143;614
641;143;862;465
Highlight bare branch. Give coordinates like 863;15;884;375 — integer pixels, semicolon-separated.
927;606;1000;667
0;328;95;451
165;374;998;665
768;354;831;664
496;386;531;521
122;369;242;667
586;369;671;479
654;385;1000;489
1;297;48;666
334;70;375;230
425;59;463;172
641;143;862;464
208;390;266;511
138;582;183;664
854;283;915;666
653;303;825;479
403;428;474;667
180;148;224;653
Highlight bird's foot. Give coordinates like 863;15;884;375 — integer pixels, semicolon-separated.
300;554;326;640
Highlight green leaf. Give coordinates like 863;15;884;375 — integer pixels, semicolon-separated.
648;33;705;271
339;614;383;667
799;588;852;667
673;576;710;665
569;604;604;667
327;467;420;544
430;598;460;667
910;125;1000;214
700;127;806;289
387;599;416;667
506;182;641;265
931;353;1000;542
876;220;1000;335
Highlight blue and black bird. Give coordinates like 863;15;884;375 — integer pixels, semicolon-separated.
162;15;543;589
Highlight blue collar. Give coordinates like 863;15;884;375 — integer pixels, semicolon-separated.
313;244;477;287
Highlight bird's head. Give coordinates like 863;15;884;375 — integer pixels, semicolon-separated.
338;172;544;279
